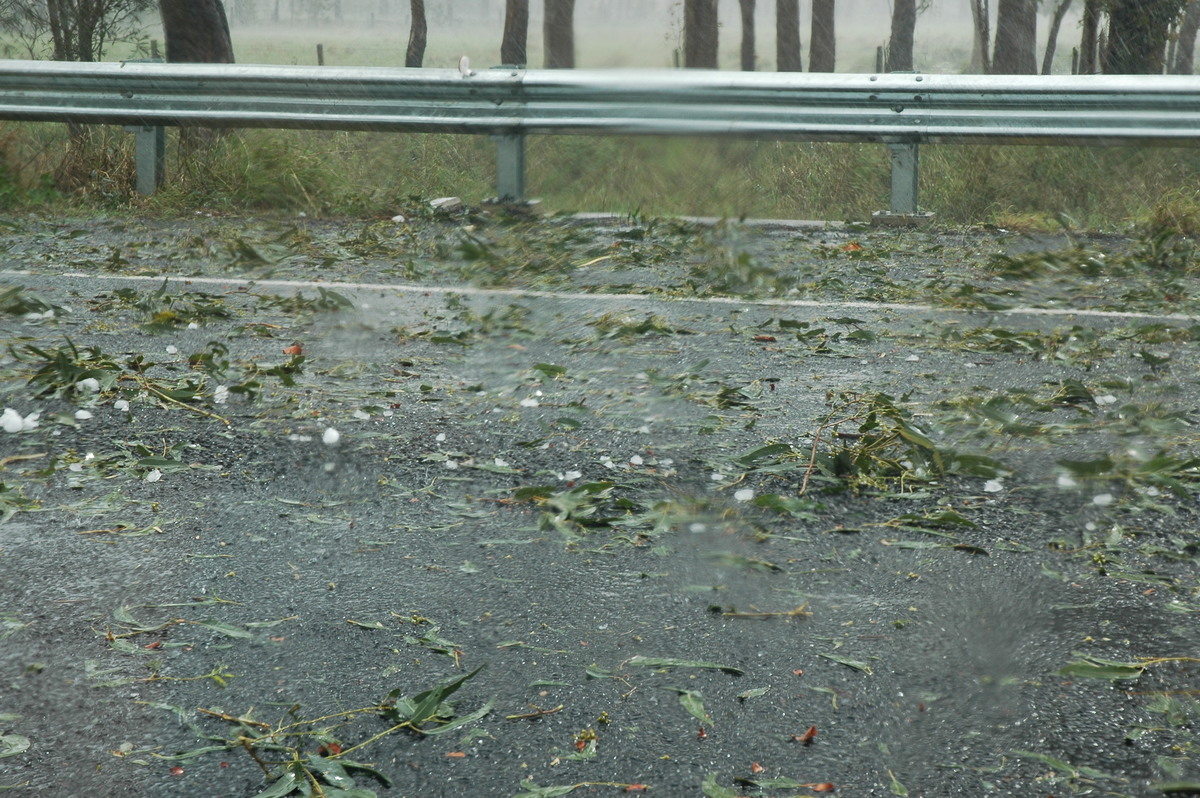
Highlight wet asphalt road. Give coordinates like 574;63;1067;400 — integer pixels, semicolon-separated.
2;214;1199;797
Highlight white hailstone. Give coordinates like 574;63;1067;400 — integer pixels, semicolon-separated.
444;460;459;470
353;409;371;420
187;322;200;330
69;462;83;472
435;432;447;442
734;488;755;502
637;425;651;434
322;427;341;446
144;469;163;483
601;457;617;470
1;409;39;432
711;472;725;482
562;470;582;481
1;408;24;433
905;354;920;362
74;410;93;420
689;523;708;534
629;455;644;466
494;457;510;468
1092;493;1114;506
213;385;229;405
983;479;1004;493
114;399;130;411
76;377;100;393
1094;394;1118;406
1057;474;1077;488
519;397;539;408
391;214;407;223
165;345;178;355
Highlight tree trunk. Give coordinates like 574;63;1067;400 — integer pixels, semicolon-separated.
683;0;718;68
405;0;426;67
1041;0;1075;74
776;0;802;71
969;0;990;73
992;0;1037;74
1173;0;1200;73
1104;0;1187;73
885;0;916;71
808;0;835;72
544;0;575;68
739;0;755;71
1079;0;1101;73
500;0;528;66
159;0;235;63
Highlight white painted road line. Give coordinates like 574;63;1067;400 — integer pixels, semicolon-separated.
5;269;1200;323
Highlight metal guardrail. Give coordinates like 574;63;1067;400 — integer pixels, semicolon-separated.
3;59;1200;214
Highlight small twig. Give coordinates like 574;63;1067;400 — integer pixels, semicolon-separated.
134;376;230;426
722;603;811;619
505;704;564;720
238;735;273;776
0;452;46;468
198;707;273;730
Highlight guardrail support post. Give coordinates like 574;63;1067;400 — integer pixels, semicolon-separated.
494;133;526;201
887;142;919;214
129;125;165;195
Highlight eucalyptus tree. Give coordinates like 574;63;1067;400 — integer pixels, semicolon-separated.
0;0;154;60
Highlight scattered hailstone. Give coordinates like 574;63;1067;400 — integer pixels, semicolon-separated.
638;425;651;434
1092;493;1114;506
689;523;708;534
905;354;920;362
983;479;1004;493
734;488;755;502
287;434;313;442
212;385;229;405
1057;473;1077;488
435;432;447;442
711;472;725;482
391;214;407;223
629;454;644;466
165;345;178;355
444;460;459;470
187;322;200;330
601;457;617;470
76;377;100;393
1;408;39;433
561;469;582;481
1094;394;1118;406
322;427;341;446
114;399;130;411
353;409;371;420
494;457;510;468
144;468;163;483
519;397;539;408
74;410;93;420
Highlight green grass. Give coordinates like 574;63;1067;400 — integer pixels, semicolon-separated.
6;118;1200;230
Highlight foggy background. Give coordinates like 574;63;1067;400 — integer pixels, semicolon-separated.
209;0;1087;74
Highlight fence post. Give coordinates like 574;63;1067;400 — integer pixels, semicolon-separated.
887;141;919;214
494;133;526;201
133;125;165;195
